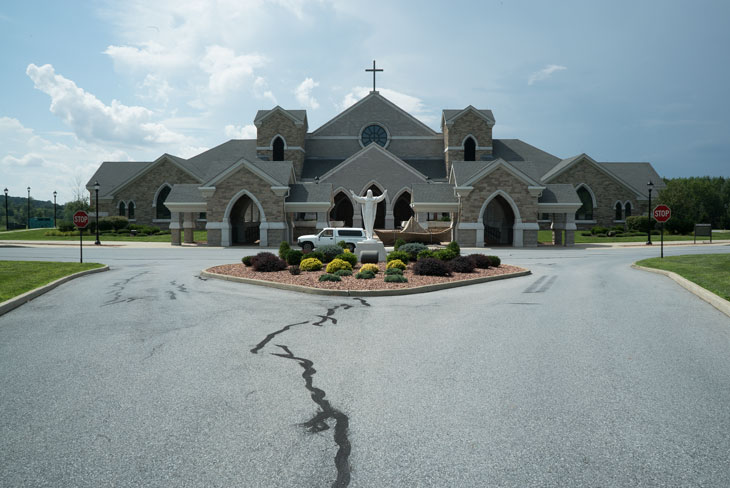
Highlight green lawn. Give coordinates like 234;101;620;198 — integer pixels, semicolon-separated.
538;229;730;244
0;229;207;242
0;261;105;302
636;254;730;301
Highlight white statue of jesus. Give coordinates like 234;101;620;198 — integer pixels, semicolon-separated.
350;189;387;241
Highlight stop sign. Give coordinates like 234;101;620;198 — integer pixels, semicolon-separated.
73;210;89;228
653;205;671;223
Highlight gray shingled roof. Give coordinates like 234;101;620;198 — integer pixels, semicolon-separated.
540;154;584;182
301;157;447;180
87;161;152;197
442;107;495;125
248;160;293;186
539;184;581;204
411;183;458;204
186;139;261;183
599;163;666;197
286;183;332;203
492;139;561;181
166;184;205;204
254;107;307;125
450;161;487;186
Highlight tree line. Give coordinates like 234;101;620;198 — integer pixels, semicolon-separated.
658;176;730;233
0;195;90;230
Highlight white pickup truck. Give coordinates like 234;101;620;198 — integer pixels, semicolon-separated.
297;227;367;253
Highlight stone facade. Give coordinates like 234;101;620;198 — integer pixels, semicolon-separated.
444;110;493;174
460;167;537;223
549;159;639;228
256;111;306;179
206;165;285;224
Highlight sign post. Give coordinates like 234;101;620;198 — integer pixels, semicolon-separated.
73;210;89;263
653;205;671;258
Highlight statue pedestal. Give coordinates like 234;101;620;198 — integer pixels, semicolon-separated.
356;240;386;262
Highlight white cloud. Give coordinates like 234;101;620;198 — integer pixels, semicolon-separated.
224;124;257;139
200;45;268;98
140;73;172;105
253;77;277;105
294;77;320;109
26;63;189;148
528;64;567;85
340;86;428;115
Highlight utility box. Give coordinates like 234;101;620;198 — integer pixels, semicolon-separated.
694;224;712;243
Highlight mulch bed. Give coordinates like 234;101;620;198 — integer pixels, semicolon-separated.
206;262;526;291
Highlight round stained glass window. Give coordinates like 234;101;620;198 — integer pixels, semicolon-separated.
361;124;388;147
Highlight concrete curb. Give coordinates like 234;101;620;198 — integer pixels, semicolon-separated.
632;264;730;318
0;265;109;316
200;268;531;297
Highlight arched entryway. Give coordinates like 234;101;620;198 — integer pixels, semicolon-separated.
483;195;515;245
392;191;414;228
330;191;354;227
365;185;386;229
230;195;261;244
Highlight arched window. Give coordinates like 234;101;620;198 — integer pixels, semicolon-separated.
464;137;476;161
128;202;135;220
575;186;594;221
624;202;632;218
615;202;623;220
156;186;172;220
119;201;126;217
272;136;285;161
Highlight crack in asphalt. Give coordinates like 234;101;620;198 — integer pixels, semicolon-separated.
250;297;369;487
103;271;150;306
272;345;351;488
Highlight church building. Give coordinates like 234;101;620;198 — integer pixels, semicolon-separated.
88;66;664;248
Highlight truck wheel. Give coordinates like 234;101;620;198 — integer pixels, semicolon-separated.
301;242;313;253
346;243;355;253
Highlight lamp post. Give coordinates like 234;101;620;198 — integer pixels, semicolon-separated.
646;180;654;245
94;181;100;245
53;191;57;228
27;186;31;230
3;188;8;231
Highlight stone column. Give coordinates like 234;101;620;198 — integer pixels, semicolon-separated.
385;209;394;229
416;212;428;224
183;212;194;244
170;211;181;246
564;213;577;247
352;213;363;229
316;212;328;231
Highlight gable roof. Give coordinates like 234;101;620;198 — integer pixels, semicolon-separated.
411;183;458;204
286;183;332;203
599;162;666;197
166;184;206;204
451;158;542;188
319;142;428;182
87;161;152;197
539;184;581;205
311;91;438;137
254;106;307;127
204;158;294;187
442;106;495;128
184;139;262;182
93;153;202;197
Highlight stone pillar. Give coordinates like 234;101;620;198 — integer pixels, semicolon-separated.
205;221;224;246
385;209;394;229
170;211;181;246
551;214;564;246
416;212;428;224
183;212;195;244
316;212;328;231
564;213;577;247
353;213;363;229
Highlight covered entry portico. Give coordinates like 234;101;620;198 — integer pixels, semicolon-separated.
537;184;583;246
164;184;207;245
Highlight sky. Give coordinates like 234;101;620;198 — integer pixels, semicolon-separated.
1;0;729;204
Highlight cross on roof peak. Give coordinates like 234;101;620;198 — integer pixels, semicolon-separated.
365;60;383;93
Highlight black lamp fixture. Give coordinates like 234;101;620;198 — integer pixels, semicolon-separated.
3;188;8;231
53;191;57;228
27;186;31;230
646;180;654;245
94;181;101;245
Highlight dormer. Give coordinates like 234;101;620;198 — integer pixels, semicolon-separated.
255;106;308;179
441;106;495;174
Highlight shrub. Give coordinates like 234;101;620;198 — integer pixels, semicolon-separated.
386;259;406;271
591;226;610;235
146;226;161;235
334;269;353;277
326;258;353;274
289;265;301;275
384;274;408;283
580;231;592;236
300;257;323;271
417;249;435;260
386;250;410;264
359;263;379;274
58;220;74;232
468;254;491;269
279;241;291;259
398;242;428;261
107;216;129;230
286;249;303;266
318;244;343;263
335;252;358;267
394;238;406;251
434;248;458;261
242;255;254;266
337;240;348;249
449;255;476;273
487;255;501;267
319;273;342;282
446;241;460;256
309;250;325;262
413;258;452;276
355;270;375;279
251;252;287;272
384;267;403;275
626;215;654;233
